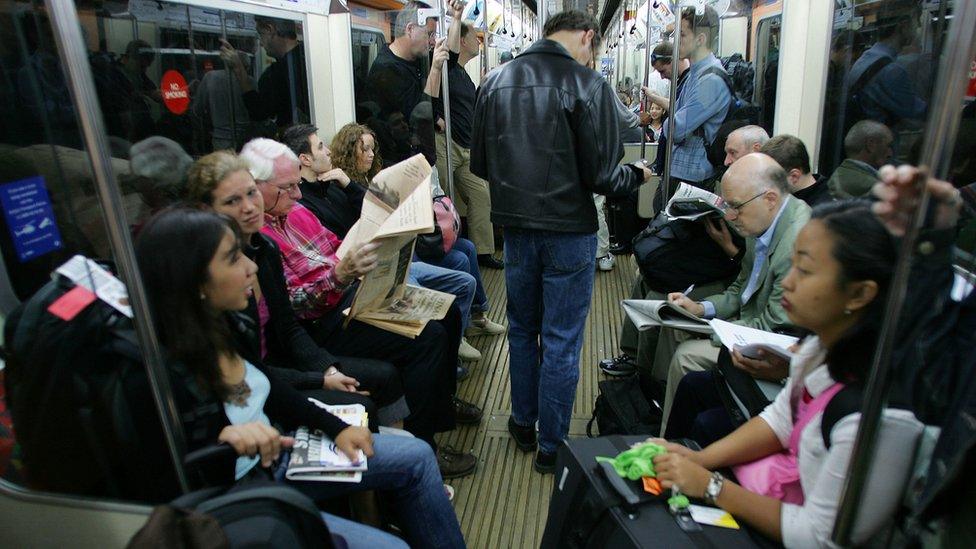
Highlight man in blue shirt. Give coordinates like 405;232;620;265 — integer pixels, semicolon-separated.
644;6;731;188
651;153;811;430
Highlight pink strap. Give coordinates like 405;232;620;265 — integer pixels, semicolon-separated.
788;382;845;454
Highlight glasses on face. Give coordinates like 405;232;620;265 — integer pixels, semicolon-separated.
260;179;300;195
724;189;768;217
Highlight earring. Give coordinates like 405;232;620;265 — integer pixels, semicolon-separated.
843;308;852;316
200;292;207;300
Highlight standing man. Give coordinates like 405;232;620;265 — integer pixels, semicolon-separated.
436;0;501;270
220;17;309;129
471;10;651;473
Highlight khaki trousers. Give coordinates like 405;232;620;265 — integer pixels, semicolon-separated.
654;327;721;434
435;133;495;254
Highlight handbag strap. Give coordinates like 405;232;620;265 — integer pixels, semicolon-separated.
788;382;845;454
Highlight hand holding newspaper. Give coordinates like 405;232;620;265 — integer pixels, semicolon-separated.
707;318;798;362
664;183;728;221
337;154;455;337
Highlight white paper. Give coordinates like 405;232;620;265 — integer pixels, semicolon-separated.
664;183;727;221
55;255;133;317
708;318;797;360
688;504;740;529
621;299;713;335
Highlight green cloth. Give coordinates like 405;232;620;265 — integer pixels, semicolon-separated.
595;442;667;480
668;494;690;510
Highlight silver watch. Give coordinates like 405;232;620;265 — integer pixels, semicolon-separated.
703;472;725;506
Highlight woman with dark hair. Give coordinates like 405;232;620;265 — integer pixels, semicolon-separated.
649;201;921;547
186;151;409;431
133;207;464;548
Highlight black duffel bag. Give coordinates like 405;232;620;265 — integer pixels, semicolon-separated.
632;212;742;294
587;378;662;438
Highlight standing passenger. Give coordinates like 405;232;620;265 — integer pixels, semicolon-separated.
470;10;651;473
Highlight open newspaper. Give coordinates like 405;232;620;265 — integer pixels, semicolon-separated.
621;299;713;335
664;183;727;221
708;318;798;362
285;401;369;483
336;154;455;338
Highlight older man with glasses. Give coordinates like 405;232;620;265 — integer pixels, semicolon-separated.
651;153;811;431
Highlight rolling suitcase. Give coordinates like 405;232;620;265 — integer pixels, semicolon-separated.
541;435;775;549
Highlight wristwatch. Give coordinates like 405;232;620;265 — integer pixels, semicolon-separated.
703;472;725;506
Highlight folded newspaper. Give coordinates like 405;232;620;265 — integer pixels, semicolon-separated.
664;183;727;221
285;402;369;483
707;318;798;362
621;299;714;335
336;154;455;338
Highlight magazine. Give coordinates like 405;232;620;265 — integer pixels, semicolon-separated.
285;402;369;483
708;318;798;362
620;299;714;335
664;183;727;221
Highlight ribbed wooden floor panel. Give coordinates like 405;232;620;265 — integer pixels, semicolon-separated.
435;256;636;549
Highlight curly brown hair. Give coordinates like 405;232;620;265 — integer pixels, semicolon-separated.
330;123;382;182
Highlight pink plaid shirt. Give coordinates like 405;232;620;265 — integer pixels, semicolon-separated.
260;204;347;320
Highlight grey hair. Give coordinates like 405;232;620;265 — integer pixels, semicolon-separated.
731;125;770;151
129;136;192;193
844;120;893;156
394;2;432;38
239;138;298;181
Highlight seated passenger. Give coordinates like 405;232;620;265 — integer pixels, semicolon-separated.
236;138;481;478
652;200;919;547
827;120;893;199
723;125;769;168
760;134;833;207
133;208;464;548
186;151;409;430
654;154;810;429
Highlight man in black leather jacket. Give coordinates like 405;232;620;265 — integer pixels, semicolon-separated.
470;10;651;473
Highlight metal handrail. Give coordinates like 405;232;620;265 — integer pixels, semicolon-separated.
45;0;191;494
830;2;976;545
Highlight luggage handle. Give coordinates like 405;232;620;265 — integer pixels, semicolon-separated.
597;461;641;511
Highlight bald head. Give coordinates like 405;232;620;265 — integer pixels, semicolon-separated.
724;125;770;167
721;153;789;237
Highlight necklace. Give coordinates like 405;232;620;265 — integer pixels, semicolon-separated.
227;378;252;407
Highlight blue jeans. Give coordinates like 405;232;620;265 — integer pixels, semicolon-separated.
410;260;476;331
435;237;489;314
279;434;464;549
504;229;597;454
323;512;408;548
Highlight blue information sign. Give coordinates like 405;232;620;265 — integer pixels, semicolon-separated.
0;176;63;262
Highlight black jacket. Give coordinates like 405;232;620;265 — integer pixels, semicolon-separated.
470;40;644;233
244;233;338;389
298;178;366;240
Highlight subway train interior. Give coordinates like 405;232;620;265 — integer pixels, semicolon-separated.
0;0;974;547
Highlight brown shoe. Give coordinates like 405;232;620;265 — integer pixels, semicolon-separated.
437;446;477;479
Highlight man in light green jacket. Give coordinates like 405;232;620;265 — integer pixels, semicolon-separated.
652;153;811;428
828;119;893;199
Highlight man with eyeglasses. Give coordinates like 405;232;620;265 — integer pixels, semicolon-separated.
651;153;811;430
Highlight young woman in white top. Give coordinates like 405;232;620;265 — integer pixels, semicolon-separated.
652;200;919;547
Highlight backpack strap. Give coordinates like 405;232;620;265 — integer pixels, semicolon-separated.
692;66;736;145
821;385;863;449
848;56;894;98
195;484;323;521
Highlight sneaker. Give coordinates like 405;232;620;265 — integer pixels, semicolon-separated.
437;446;477;479
456;365;469;381
466;316;506;337
597;255;615;272
477;254;504;269
453;396;483;424
599;354;637;377
458;338;482;362
508;417;537;452
534;450;557;474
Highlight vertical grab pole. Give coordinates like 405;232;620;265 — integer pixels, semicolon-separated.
829;4;976;546
640;0;654;160
661;0;679;200
439;0;456;200
220;11;239;151
45;0;191;493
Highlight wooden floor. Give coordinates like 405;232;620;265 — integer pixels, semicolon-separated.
435;256;636;549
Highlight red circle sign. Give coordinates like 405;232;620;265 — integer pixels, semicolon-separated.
160;70;190;115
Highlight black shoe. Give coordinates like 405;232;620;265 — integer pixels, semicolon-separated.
477;254;504;269
534;450;556;474
599;354;637;377
437;446;477;479
508;417;537;452
609;242;632;255
456;365;469;381
453;396;483;424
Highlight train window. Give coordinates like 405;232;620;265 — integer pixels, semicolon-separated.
754;14;781;134
79;2;308;158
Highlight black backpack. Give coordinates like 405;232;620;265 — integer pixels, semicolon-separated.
2;272;150;497
587;378;662;437
631;212;742;294
129;481;337;549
